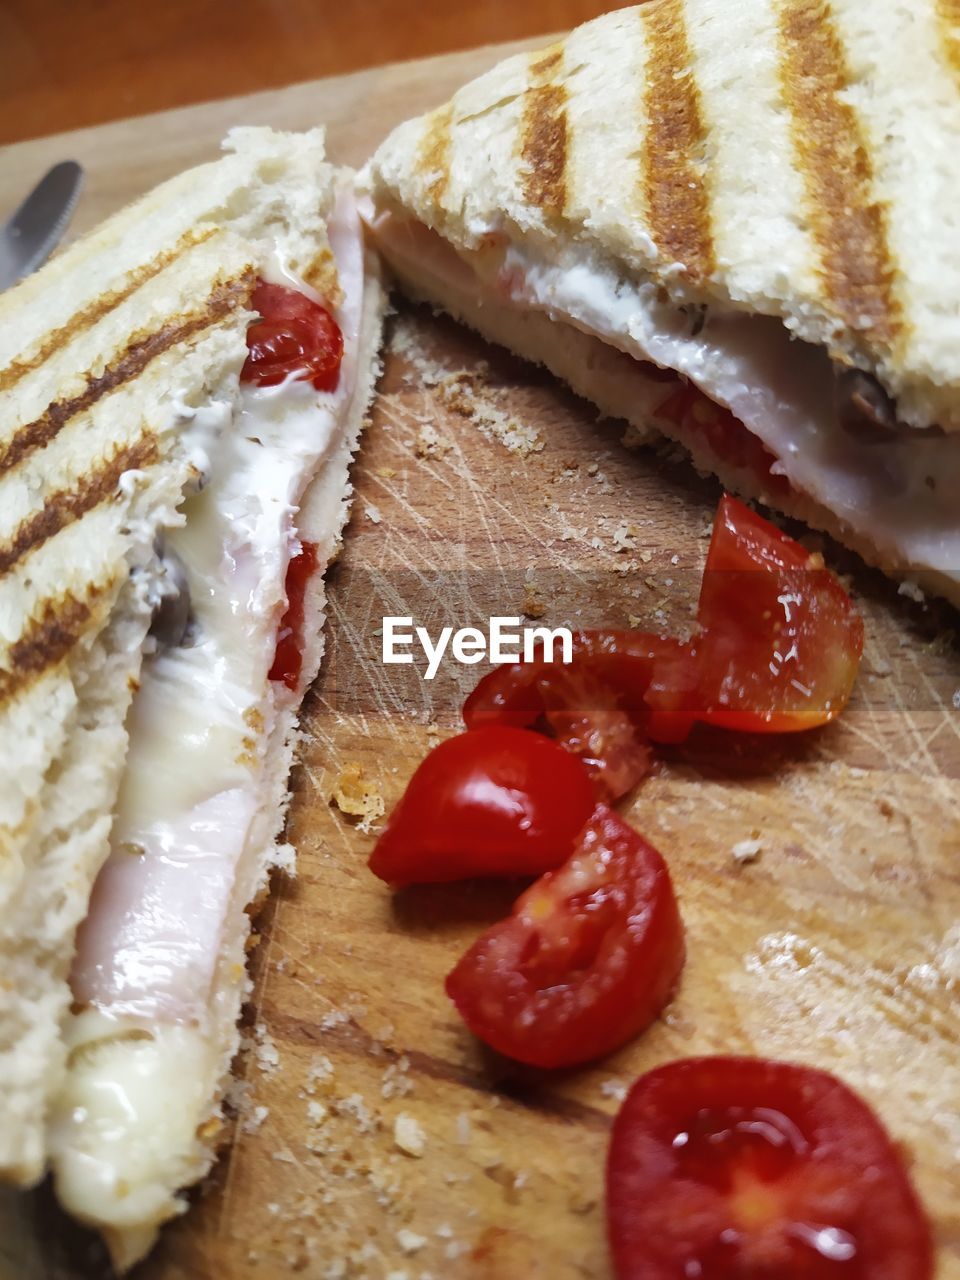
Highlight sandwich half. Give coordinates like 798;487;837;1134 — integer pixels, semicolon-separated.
361;0;960;605
0;126;385;1266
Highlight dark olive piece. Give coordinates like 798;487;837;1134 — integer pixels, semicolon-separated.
149;548;192;648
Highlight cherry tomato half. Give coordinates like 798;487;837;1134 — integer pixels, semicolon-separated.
241;281;343;391
607;1056;933;1280
694;495;864;732
445;805;684;1068
367;727;597;887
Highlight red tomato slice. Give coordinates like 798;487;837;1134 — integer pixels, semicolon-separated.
695;496;864;731
463;499;862;747
607;1057;933;1280
445;806;684;1068
367;727;597;887
269;541;319;691
654;385;791;498
241;281;343;391
538;666;653;801
463;631;696;762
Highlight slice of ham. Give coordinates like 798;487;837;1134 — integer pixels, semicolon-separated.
70;191;364;1020
70;790;256;1021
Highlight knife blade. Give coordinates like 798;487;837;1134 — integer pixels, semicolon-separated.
0;160;84;291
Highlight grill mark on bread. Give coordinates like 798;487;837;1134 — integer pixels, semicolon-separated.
520;47;569;214
418;105;453;208
0;586;107;706
0;274;253;477
938;0;960;82
0;227;219;394
640;0;715;280
778;1;901;345
0;435;159;575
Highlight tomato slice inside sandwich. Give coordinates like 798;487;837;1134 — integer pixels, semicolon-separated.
607;1057;932;1280
241;280;344;390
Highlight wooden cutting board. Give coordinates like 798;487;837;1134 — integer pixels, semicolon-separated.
2;40;960;1280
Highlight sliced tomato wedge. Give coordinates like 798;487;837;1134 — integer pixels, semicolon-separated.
367;727;596;887
462;497;862;753
445;806;684;1068
694;495;864;731
537;665;653;801
241;281;344;391
463;631;696;787
607;1056;933;1280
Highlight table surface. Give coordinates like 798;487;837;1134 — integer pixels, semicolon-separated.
0;0;630;146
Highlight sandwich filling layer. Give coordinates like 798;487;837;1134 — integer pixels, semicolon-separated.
370;208;960;588
53;190;364;1233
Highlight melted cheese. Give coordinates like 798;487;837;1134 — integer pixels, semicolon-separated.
70;370;344;1018
56;189;366;1237
54;1013;211;1233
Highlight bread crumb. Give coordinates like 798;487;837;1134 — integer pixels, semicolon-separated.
243;1104;269;1134
365;503;382;524
394;1112;426;1157
611;523;638;552
396;1229;428;1254
732;838;763;864
306;1054;334;1094
307;1100;328;1125
376;466;396;478
522;583;546;619
898;579;925;604
337;1092;378;1135
435;371;542;457
245;1023;279;1075
382;1056;414;1100
600;1079;628;1103
414;423;450;458
329;761;385;829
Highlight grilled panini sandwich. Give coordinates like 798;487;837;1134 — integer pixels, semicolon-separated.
361;0;960;605
0;126;385;1267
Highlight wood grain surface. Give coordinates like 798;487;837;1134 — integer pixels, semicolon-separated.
1;37;959;1280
